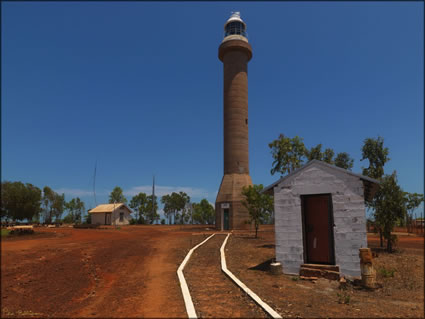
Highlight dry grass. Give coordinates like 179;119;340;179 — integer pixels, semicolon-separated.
226;231;424;318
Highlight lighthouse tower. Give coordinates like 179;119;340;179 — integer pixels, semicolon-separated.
216;12;253;230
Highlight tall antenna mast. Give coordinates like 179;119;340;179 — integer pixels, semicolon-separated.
93;160;97;206
152;175;155;223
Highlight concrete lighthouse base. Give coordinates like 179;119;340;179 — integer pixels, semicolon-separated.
215;173;253;230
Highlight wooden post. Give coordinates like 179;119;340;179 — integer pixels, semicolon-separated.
359;248;376;289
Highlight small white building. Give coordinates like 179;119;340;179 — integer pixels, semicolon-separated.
88;203;133;225
264;160;379;278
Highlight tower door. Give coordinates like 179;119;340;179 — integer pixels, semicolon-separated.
302;194;335;264
223;209;230;230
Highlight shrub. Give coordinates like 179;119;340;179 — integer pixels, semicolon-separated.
337;292;351;304
10;228;34;235
73;223;99;229
378;267;396;278
1;229;11;237
137;217;146;224
62;214;74;224
161;219;165;225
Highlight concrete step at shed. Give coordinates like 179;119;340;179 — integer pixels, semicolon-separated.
300;265;340;281
302;264;340;272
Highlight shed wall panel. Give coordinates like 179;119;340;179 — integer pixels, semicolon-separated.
91;213;105;225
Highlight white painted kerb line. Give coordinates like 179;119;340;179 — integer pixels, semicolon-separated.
177;233;215;319
220;233;282;319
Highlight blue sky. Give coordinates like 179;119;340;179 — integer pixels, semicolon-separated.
2;2;424;219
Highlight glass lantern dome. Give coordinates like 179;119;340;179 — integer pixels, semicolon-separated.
224;12;247;38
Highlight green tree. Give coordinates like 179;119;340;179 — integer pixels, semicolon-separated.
241;184;274;238
306;144;335;164
371;172;407;252
361;136;390;247
161;192;190;224
306;144;323;161
85;212;92;224
269;135;355;175
52;193;65;222
129;192;149;224
146;194;159;224
62;214;74;223
1;181;42;221
175;192;191;224
269;134;307;176
42;186;65;223
109;186;127;204
192;199;215;225
42;186;54;223
65;197;85;223
404;192;424;230
161;194;173;224
334;152;354;170
75;198;85;223
129;193;159;224
323;148;335;164
361;136;390;179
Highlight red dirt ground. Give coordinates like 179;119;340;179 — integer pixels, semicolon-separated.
367;232;424;251
226;229;424;318
1;225;208;318
2;225;423;318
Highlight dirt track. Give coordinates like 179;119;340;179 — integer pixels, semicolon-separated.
1;226;207;318
184;234;268;318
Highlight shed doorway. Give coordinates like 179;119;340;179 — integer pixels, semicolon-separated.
301;194;335;265
105;213;111;225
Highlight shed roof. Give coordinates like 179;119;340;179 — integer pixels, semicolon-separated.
263;160;380;202
88;203;132;214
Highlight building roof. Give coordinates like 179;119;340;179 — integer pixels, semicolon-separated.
88;203;132;214
263;160;380;202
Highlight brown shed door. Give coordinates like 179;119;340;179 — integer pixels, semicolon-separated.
303;195;334;264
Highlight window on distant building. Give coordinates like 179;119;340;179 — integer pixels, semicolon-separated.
120;212;124;222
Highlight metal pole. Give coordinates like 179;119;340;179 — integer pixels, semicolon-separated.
414;212;417;234
152;175;155;224
191;203;193;225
